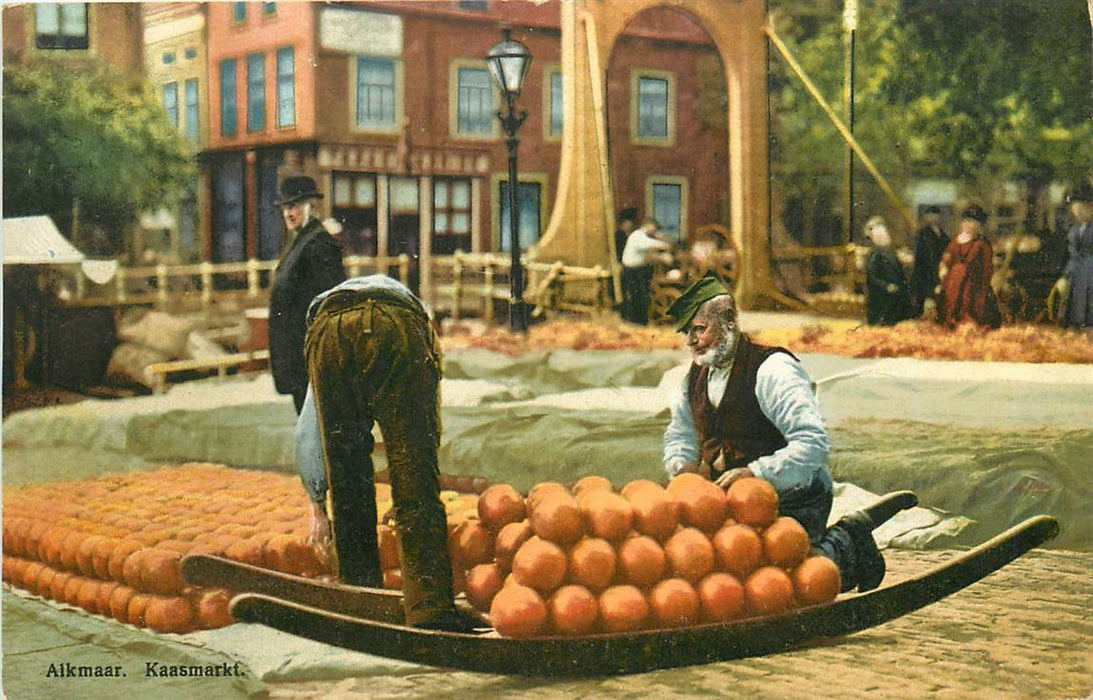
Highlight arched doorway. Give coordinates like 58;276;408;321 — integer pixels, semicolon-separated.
533;0;781;309
605;7;729;249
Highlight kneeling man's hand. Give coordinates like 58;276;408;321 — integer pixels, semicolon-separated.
714;466;754;490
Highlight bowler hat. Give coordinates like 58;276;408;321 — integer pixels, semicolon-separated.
666;272;732;332
275;175;323;206
961;205;988;224
1066;185;1093;204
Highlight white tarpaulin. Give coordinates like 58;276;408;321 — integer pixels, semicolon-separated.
2;215;85;265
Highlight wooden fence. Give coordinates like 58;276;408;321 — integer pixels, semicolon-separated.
60;255;412;310
428;252;614;321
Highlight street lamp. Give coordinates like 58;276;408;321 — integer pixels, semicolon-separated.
487;29;532;332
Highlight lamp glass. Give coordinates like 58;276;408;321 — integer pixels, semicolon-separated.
486;35;532;96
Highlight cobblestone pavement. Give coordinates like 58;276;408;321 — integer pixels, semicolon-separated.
264;548;1091;700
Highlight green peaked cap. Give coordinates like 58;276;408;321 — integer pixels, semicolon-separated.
666;273;732;331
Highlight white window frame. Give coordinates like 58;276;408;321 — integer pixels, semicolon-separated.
449;59;499;140
350;55;403;134
645;176;688;242
491;171;549;252
630;69;676;147
543;63;563;142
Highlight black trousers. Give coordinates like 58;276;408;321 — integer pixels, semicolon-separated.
305;289;456;626
778;476;861;592
621;265;654;324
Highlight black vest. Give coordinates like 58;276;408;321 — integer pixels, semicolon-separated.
686;335;795;477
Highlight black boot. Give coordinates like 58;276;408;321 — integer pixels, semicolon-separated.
834;510;886;593
413;608;484;634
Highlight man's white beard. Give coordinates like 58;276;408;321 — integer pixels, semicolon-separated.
695;330;736;367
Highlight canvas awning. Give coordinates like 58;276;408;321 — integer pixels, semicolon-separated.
3;215;85;266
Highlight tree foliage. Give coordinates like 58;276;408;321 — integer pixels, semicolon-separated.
3;57;195;255
769;0;1092;240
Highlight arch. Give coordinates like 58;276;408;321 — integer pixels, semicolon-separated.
534;0;782;308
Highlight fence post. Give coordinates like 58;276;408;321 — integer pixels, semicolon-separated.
452;251;464;321
397;255;410;286
246;259;260;298
592;265;607;316
116;267;127;304
200;261;213;308
483;257;495;322
75;266;87;301
156;263;169;308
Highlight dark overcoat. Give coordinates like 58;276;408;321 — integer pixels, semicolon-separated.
268;217;346;401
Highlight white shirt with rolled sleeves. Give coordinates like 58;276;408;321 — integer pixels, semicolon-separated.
662;353;832;494
621;228;671;268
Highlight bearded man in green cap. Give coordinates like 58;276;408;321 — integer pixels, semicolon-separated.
662;274;886;593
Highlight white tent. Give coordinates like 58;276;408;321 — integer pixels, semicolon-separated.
2;215;85;266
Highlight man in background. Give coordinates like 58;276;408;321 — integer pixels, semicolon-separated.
268;175;346;414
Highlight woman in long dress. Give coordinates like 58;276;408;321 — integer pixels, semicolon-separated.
936;205;1002;329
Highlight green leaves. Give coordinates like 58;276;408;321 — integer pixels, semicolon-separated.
770;0;1092;228
3;57;196;253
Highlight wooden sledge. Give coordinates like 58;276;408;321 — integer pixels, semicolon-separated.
208;514;1057;676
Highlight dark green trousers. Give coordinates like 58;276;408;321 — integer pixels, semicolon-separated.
305;289;456;626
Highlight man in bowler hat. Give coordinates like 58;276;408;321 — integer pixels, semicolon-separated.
269;174;346;413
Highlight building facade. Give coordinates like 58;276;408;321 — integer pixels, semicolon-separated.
199;0;727;294
3;2;143;71
142;2;209;263
5;1;732;297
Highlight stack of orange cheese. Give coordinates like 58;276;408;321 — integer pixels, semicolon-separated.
4;464;841;638
435;474;841;637
1;463;485;633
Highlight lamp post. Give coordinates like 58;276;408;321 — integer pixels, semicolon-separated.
487;29;532;332
843;0;858;249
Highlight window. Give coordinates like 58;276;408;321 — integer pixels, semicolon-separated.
184;47;197;60
262;3;277;16
631;71;676;145
220;59;237;136
433;179;473;255
35;3;89;50
638;77;668;138
355;57;396;130
163;82;179;129
231;3;247;23
648;178;687;241
459;1;489;10
498;181;541;252
456;67;494;136
184;79;199;142
276;47;295;128
162;52;176;65
247;53;266;132
545;67;564;140
332;173;378;256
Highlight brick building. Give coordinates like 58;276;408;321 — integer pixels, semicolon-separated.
6;2;731;297
199;1;728;293
2;2;143;72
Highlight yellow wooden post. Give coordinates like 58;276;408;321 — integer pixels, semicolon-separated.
200;261;213;308
246;259;260;298
451;251;464;321
398;255;410;286
483;259;495;322
116;268;127;304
